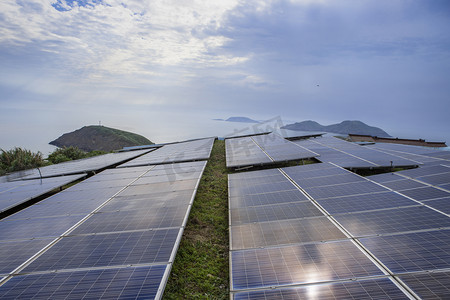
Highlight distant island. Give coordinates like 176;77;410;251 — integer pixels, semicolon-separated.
214;116;260;123
282;120;390;137
49;125;153;152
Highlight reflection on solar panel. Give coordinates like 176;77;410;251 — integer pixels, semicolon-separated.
7;149;151;180
231;240;383;290
0;174;84;213
229;161;450;298
233;278;409;300
118;138;214;167
293;136;421;168
0;160;207;299
226;133;317;168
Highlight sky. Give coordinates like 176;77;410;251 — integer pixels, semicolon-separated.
1;0;449;154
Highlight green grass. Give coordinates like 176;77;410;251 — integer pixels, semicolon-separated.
164;139;229;299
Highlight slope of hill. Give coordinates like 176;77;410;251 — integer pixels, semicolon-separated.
49;125;153;152
282;120;390;137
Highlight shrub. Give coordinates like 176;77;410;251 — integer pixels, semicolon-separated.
0;148;46;175
47;147;108;164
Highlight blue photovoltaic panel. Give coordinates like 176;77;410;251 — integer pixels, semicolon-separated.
15;149;151;180
292;173;366;188
233;278;409;300
416;172;450;186
229;189;310;208
282;164;349;180
230;216;347;250
23;229;179;273
0;239;52;276
229;174;287;190
0;215;86;241
360;230;450;274
0;174;84;213
317;192;417;214
229;181;297;198
334;206;450;237
366;173;404;183
99;190;194;212
396;164;450;178
0;265;167;299
400;271;450;299
119;138;214;167
302;181;389;200
398;186;450;201
378;179;428;191
70;205;190;234
118;179;199;197
230;201;323;225
231;240;383;290
422;197;450;214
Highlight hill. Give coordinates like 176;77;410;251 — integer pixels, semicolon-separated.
224;117;259;123
49;125;153;152
282;120;390;137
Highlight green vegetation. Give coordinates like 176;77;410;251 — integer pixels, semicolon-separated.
0;147;46;176
164;139;229;299
47;146;107;164
92;126;152;146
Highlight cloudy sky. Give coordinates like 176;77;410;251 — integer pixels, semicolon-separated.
1;0;449;153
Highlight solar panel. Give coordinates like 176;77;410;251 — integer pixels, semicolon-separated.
230;201;323;225
0;265;167;299
366;172;406;183
0;238;52;276
334;206;450;237
416;172;450;186
232;277;409;299
230;216;347;250
422;197;450;214
14;149;151;180
397;186;450;201
396;164;450;178
231;240;384;291
400;271;450;299
359;230;450;273
379;179;428;191
229;181;297;198
0;174;85;213
23;229;180;273
303;181;389;200
118;138;214;168
70;205;190;234
229;189;310;208
317;192;417;214
292;173;366;188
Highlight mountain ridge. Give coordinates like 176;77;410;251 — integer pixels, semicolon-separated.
49;125;153;152
282;120;390;137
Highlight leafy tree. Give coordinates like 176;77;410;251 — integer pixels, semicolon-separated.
47;146;107;164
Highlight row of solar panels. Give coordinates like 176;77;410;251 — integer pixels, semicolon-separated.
0;138;215;299
228;160;450;299
225;134;428;170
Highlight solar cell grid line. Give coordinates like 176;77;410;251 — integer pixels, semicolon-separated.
366;173;405;183
415;172;450;186
0;265;167;299
230;216;348;250
291;173;366;189
230;240;385;291
302;181;389;200
332;206;450;237
232;277;411;300
399;271;450;299
317;192;418;214
380;179;428;191
359;229;450;274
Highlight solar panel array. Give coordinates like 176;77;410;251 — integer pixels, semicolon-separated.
226;133;318;168
293;136;421;168
119;138;215;168
229;162;450;299
0;174;84;213
5;149;151;180
0;160;207;299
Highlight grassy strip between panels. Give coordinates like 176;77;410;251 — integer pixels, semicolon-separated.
164;139;230;299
